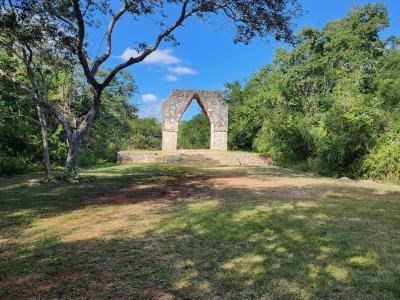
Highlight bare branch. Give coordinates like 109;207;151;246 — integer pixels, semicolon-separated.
101;0;191;88
7;0;15;15
70;0;99;89
90;2;129;75
75;96;100;137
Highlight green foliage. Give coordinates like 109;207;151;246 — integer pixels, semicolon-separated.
254;114;314;164
124;118;162;150
363;139;400;184
178;113;210;149
314;100;383;177
227;4;400;182
0;51;145;172
0;155;41;175
225;79;268;150
0;51;43;174
78;72;138;165
0;52;163;172
362;114;400;183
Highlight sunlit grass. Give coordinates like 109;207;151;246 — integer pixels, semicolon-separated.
1;164;400;299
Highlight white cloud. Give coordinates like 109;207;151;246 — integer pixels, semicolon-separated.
138;103;162;120
164;74;178;82
167;65;197;75
118;48;139;61
141;94;157;103
119;48;181;65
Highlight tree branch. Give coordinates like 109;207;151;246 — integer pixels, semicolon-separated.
7;0;15;15
90;2;129;75
70;0;99;89
101;0;191;88
45;2;75;29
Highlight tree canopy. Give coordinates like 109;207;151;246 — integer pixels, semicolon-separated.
226;4;400;183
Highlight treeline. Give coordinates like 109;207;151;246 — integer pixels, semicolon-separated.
0;63;161;174
226;5;400;183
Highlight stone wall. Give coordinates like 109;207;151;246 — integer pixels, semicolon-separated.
118;150;273;166
162;90;228;151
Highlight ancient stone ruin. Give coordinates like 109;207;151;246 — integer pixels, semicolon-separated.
161;89;228;151
118;89;272;165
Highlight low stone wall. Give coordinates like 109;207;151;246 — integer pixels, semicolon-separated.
236;153;273;166
117;150;273;166
117;151;161;164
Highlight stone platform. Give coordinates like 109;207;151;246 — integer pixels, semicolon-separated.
117;150;273;166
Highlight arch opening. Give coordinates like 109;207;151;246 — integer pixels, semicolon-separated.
177;98;211;149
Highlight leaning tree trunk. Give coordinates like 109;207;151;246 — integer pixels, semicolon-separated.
36;104;51;176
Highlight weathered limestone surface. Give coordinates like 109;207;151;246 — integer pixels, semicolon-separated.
118;90;273;166
162;90;228;151
117;150;273;166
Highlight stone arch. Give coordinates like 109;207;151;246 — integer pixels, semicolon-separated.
161;89;228;151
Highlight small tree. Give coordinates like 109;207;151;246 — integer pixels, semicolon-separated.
1;0;302;173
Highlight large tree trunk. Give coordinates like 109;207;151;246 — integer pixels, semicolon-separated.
64;133;81;174
36;104;51;176
63;92;101;174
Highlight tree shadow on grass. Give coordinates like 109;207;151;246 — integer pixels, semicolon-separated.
0;164;323;232
1;173;400;299
0;165;190;225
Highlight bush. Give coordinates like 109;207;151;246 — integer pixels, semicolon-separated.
254;115;315;165
314;103;381;177
362;139;400;184
0;155;41;175
124;118;162;150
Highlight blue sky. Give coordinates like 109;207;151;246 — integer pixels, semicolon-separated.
87;0;399;121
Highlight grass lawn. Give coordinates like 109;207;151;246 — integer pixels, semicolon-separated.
1;164;400;299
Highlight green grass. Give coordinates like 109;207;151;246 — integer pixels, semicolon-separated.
1;164;400;299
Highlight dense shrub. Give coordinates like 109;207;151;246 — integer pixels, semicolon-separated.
78;118;162;167
0;155;41;175
362;117;400;183
125;118;162;150
314;102;382;177
254;115;314;165
362;139;400;184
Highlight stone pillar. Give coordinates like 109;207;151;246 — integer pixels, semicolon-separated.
162;130;178;151
211;131;228;150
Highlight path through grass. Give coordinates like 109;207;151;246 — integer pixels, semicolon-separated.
1;164;400;299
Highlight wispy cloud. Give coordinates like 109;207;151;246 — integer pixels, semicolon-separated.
119;48;181;65
141;94;157;103
164;74;178;82
119;48;196;85
138;102;162;120
168;65;197;75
